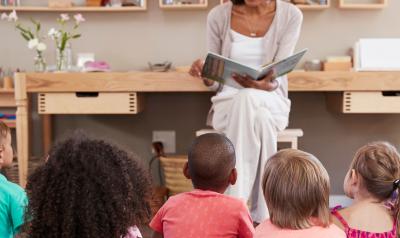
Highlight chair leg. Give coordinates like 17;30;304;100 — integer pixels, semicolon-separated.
291;138;298;149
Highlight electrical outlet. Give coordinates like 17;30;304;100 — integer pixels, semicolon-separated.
152;130;176;154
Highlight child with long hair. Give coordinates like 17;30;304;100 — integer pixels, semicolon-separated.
331;141;400;237
25;133;151;238
255;149;346;238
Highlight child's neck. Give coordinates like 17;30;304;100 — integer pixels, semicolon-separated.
352;191;380;204
194;186;227;194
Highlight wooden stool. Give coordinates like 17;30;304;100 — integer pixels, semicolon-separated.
196;128;304;149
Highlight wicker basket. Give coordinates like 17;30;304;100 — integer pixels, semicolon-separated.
159;156;193;196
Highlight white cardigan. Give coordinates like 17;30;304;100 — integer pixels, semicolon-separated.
206;0;303;98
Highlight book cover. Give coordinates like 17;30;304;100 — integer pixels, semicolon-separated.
201;49;307;89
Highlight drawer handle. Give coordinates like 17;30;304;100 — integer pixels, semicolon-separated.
75;92;99;98
382;91;400;97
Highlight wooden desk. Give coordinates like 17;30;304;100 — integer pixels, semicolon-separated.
14;71;400;186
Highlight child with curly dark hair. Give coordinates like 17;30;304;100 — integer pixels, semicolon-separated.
0;121;28;238
25;133;152;238
150;133;254;238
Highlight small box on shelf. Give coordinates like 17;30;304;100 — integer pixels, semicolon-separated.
160;0;208;9
48;0;72;8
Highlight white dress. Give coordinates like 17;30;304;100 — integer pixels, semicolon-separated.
211;30;291;223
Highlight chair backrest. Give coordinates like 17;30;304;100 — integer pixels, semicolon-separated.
159;156;193;196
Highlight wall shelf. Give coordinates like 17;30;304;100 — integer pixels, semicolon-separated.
159;0;208;10
220;0;330;10
0;4;147;12
339;0;387;9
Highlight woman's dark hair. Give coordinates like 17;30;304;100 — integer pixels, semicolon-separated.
25;133;152;238
231;0;245;4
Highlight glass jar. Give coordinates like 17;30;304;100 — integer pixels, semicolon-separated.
34;52;47;72
56;42;72;71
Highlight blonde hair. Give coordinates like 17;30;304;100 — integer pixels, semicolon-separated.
350;142;400;235
0;121;10;144
262;149;330;229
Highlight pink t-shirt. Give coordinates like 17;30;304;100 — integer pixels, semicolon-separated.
254;220;346;238
150;189;254;238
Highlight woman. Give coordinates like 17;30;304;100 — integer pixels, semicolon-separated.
189;0;303;223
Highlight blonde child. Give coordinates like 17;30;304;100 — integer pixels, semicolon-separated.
150;133;254;238
331;141;400;237
0;121;28;238
255;149;346;238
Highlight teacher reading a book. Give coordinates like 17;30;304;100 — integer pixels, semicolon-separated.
189;0;303;223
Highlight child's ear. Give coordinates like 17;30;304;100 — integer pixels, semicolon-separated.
0;146;4;165
229;168;237;185
350;169;359;185
183;162;191;180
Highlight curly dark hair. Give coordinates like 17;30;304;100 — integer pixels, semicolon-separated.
25;133;152;238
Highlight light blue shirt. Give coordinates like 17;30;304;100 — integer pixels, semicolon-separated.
0;173;28;238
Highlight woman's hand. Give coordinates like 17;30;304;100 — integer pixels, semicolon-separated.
189;59;214;87
232;70;278;91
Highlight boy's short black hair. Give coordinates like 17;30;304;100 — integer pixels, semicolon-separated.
188;133;235;190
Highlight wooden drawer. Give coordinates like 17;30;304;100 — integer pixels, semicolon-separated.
0;92;16;107
38;92;143;114
327;91;400;113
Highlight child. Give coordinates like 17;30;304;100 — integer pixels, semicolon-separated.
25;133;151;238
331;141;400;237
150;133;254;238
255;149;346;238
0;121;28;238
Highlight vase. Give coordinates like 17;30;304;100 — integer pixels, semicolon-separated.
34;52;47;72
56;42;72;71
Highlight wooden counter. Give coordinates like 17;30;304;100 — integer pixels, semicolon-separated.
13;71;400;186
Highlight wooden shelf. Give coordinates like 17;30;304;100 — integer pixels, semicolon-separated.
159;0;208;10
0;119;16;128
339;0;387;9
295;4;330;10
0;5;147;12
15;71;400;93
220;0;330;10
0;89;14;94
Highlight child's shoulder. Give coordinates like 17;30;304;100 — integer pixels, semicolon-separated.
166;190;246;208
0;176;27;201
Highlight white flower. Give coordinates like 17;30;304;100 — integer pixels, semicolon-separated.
1;13;8;21
7;10;18;22
60;13;70;22
48;28;57;36
28;38;39;49
36;42;47;52
73;14;85;24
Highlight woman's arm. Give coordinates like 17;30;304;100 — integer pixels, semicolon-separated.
188;7;223;90
275;8;303;61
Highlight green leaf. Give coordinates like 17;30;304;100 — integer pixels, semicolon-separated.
72;34;81;39
27;29;34;39
60;32;68;51
20;32;30;41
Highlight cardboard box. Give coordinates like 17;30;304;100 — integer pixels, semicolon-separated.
323;61;352;71
48;0;72;8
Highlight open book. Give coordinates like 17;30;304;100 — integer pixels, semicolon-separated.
201;49;308;89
